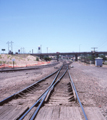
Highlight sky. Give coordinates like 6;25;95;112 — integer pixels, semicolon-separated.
0;0;107;53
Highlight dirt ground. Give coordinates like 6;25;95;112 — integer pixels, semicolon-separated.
0;61;63;101
0;54;46;67
0;61;107;119
69;62;107;120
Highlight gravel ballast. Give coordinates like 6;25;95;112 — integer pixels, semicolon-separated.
69;62;107;120
0;61;107;119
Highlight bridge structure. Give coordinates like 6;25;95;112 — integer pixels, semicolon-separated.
31;51;107;61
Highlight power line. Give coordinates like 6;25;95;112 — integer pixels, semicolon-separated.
98;40;107;49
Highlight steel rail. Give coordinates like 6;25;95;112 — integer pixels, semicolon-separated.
0;62;59;72
30;90;49;120
30;67;68;120
68;70;88;120
18;66;62;120
19;66;68;120
0;65;63;106
34;70;60;103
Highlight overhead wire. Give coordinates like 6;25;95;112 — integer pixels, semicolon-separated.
97;40;107;50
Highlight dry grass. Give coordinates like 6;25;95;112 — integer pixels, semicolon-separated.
0;54;40;65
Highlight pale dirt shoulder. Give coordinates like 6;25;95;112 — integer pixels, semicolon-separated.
0;61;63;101
69;61;107;119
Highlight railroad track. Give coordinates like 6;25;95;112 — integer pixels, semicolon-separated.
0;61;59;72
0;62;88;120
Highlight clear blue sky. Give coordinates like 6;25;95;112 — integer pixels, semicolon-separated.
0;0;107;53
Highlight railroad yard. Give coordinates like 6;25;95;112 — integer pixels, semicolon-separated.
0;60;107;120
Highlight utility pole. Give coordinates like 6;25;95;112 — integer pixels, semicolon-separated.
6;41;10;53
79;44;81;52
7;41;14;53
22;47;24;53
10;41;14;52
20;47;24;53
20;48;22;53
91;47;98;62
10;41;13;52
91;47;98;52
47;47;48;53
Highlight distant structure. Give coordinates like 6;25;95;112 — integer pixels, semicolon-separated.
38;46;42;53
7;41;13;54
91;47;98;53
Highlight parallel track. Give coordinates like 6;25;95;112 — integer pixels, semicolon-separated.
0;62;59;72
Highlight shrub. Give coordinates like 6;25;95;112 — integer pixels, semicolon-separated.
44;57;51;61
36;57;39;61
0;55;2;59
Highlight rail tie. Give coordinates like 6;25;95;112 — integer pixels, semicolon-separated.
18;66;68;120
0;66;63;106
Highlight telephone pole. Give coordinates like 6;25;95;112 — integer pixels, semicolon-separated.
7;41;14;53
20;47;23;53
47;47;48;53
91;47;98;52
10;41;14;52
22;47;24;53
6;41;10;53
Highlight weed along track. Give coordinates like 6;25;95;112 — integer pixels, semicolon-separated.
0;61;105;120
